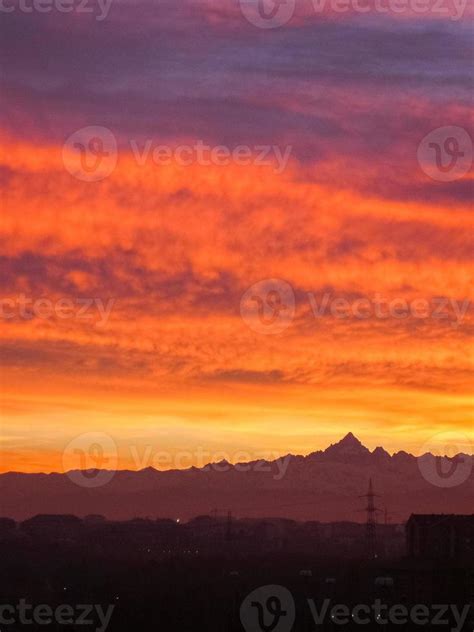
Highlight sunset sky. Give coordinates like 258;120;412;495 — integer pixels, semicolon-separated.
0;0;473;473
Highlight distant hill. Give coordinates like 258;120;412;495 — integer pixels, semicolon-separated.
1;433;472;521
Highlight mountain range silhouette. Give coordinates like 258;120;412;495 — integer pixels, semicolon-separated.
1;433;472;522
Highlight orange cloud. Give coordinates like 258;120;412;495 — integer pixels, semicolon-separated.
0;134;472;473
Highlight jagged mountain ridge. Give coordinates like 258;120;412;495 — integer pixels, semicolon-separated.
1;434;472;522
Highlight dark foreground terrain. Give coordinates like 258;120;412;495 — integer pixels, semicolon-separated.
0;514;473;631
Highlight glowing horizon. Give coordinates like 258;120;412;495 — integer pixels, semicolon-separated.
0;3;473;474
